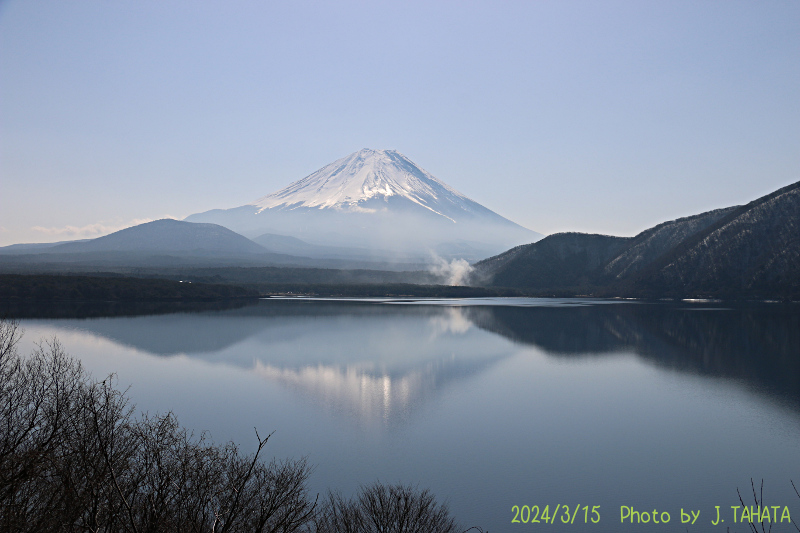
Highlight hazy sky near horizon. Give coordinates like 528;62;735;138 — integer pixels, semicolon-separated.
1;1;799;246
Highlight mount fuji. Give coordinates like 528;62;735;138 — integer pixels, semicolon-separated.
185;149;542;261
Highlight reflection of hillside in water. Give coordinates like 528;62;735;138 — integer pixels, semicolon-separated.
0;298;256;321
32;300;441;356
464;303;800;409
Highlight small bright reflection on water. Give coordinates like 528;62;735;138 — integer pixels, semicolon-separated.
8;298;800;532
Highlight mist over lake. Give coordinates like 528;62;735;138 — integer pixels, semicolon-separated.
9;298;800;532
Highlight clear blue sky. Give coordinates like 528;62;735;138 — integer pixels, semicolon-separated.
1;0;798;246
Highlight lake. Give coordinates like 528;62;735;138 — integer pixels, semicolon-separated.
6;297;800;532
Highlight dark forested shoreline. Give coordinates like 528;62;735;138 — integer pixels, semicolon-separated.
0;273;523;301
1;272;797;302
0;274;259;301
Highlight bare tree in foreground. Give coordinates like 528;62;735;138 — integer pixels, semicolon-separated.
314;482;465;533
0;319;314;533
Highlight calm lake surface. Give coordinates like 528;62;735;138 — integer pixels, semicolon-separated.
7;297;800;532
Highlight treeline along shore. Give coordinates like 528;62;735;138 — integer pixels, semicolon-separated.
0;273;535;300
0;274;259;301
3;271;799;301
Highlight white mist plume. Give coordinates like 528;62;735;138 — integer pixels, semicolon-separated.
429;255;474;286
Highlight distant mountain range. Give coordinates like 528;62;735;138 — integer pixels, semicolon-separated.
0;219;431;272
185;148;542;260
474;180;800;299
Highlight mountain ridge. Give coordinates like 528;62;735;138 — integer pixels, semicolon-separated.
0;220;442;272
44;219;269;255
474;180;800;299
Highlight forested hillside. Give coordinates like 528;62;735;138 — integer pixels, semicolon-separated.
474;181;800;300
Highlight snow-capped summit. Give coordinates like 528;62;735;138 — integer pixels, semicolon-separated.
252;149;475;222
185;149;542;261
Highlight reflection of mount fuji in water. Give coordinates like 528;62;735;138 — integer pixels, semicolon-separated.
251;347;496;427
29;299;800;421
39;301;508;427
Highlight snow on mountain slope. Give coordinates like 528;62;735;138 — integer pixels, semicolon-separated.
251;148;502;223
